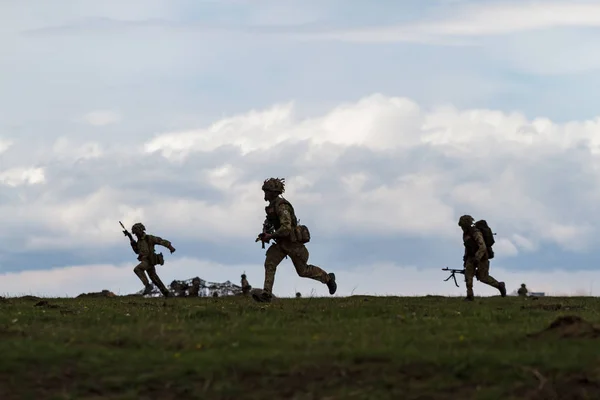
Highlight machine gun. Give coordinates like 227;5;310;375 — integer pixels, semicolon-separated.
441;267;465;287
255;220;274;249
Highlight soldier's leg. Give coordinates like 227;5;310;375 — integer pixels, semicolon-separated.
262;244;286;295
134;261;155;295
146;266;171;297
289;244;337;294
133;262;150;285
475;259;506;296
464;259;476;300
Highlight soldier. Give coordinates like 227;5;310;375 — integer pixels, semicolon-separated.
518;283;528;297
241;273;251;296
125;222;176;297
253;177;337;302
458;215;506;301
189;277;202;297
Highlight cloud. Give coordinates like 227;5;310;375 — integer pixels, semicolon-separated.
0;257;597;298
1;93;600;294
140;94;600;252
0;167;45;187
81;110;121;126
52;137;104;161
308;2;600;44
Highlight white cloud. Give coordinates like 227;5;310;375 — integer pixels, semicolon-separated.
0;94;599;286
0;139;13;154
144;102;296;158
0;257;597;298
309;2;600;44
52;137;103;161
138;94;600;251
492;238;518;257
416;2;600;37
81;110;121;126
0;167;45;186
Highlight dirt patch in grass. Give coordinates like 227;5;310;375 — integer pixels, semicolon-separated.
529;315;600;339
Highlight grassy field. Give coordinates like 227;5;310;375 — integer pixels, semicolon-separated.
0;294;599;400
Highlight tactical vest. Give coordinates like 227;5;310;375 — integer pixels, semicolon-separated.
463;228;483;257
265;197;298;230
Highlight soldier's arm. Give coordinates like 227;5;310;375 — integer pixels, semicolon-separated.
271;204;293;238
473;231;488;261
130;240;139;254
148;234;174;250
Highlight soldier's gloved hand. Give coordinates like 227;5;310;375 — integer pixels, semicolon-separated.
262;233;272;241
169;246;176;254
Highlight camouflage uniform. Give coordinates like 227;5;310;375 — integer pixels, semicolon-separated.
241;274;251;296
518;284;528;297
459;215;506;300
254;178;337;302
128;222;175;297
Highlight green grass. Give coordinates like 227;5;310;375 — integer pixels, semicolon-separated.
1;294;599;399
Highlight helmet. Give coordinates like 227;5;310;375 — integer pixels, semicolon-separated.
131;222;146;232
261;177;285;194
458;215;474;227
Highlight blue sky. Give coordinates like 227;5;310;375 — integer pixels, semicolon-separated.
2;0;600;297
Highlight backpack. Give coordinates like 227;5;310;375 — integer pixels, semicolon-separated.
474;219;496;259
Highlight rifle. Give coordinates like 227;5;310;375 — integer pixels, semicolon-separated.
119;221;138;253
442;267;465;287
255;220;274;249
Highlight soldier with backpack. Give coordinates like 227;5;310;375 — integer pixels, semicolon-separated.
458;215;506;301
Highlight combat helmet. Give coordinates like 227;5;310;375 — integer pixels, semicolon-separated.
262;177;285;194
458;215;474;227
131;222;146;233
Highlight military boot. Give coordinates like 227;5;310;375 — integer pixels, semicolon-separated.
326;273;337;295
498;282;506;297
252;290;273;303
465;289;474;301
142;284;154;295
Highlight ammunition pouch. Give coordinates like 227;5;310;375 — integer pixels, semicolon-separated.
148;252;164;266
290;225;311;244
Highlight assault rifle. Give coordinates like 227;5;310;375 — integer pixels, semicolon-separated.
442;267;465;287
119;221;134;241
255;220;274;249
119;221;138;254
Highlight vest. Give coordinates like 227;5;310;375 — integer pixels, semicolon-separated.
265;197;298;230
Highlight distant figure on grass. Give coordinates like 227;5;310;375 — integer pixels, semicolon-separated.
189;277;202;297
518;283;528;297
458;215;506;301
241;273;251;296
123;222;176;297
253;177;337;302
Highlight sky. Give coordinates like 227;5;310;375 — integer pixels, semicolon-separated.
2;0;600;298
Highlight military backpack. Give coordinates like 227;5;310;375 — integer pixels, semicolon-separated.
474;219;496;259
